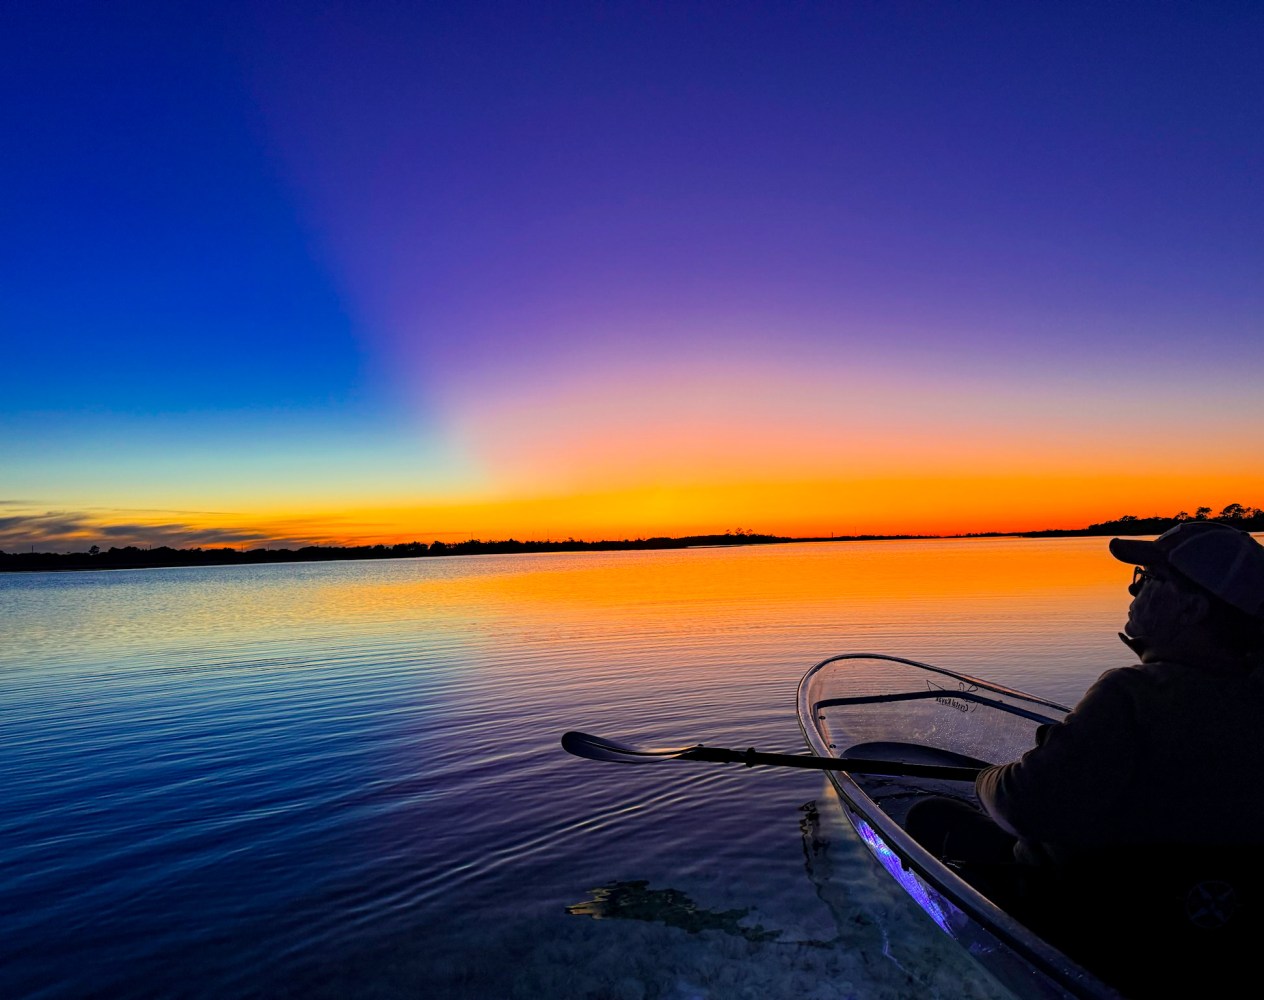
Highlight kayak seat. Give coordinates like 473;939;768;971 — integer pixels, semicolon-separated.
844;740;992;770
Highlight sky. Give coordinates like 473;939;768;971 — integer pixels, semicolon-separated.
3;1;1263;550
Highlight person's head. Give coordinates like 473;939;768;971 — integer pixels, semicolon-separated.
1109;522;1264;665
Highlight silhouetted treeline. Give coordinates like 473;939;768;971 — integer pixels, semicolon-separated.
0;530;790;572
3;506;1261;572
1024;503;1264;538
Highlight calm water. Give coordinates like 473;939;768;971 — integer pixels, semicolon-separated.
0;537;1131;999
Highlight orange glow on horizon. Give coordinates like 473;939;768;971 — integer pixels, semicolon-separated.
302;471;1264;546
13;469;1259;552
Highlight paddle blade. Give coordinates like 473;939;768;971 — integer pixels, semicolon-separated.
560;730;700;764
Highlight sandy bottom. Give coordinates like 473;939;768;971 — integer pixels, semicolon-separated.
276;797;1016;1000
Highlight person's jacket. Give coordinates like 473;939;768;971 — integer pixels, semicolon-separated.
976;658;1264;866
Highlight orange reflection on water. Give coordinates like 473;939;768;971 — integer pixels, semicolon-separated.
12;535;1136;737
467;536;1127;613
434;535;1133;716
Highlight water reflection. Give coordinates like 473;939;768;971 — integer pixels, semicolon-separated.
0;536;1136;998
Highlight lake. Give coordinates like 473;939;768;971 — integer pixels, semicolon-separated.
0;536;1131;999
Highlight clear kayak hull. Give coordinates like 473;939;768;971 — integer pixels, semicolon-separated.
798;653;1122;1000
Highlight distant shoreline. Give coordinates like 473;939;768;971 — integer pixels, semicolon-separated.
3;509;1260;573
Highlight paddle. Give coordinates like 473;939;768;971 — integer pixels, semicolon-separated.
561;730;986;781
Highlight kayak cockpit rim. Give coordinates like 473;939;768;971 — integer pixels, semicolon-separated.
797;653;1119;1000
814;690;1061;726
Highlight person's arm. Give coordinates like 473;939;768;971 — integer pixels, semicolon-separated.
976;668;1142;845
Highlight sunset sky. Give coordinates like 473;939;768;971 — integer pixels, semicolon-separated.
4;2;1262;551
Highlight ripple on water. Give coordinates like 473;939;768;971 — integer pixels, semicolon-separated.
0;540;1123;997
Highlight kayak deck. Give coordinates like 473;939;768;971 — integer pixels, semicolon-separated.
798;653;1121;1000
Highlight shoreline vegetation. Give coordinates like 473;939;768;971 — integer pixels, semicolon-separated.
3;505;1261;573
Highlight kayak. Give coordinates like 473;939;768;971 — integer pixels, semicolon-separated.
563;652;1256;996
797;653;1121;999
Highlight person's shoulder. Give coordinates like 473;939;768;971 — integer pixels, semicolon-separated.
1080;663;1160;704
1091;659;1224;701
1088;662;1150;687
1093;659;1189;683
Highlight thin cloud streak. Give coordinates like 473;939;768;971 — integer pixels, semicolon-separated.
0;510;264;553
0;507;475;554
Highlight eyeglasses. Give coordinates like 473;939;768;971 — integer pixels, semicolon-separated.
1129;566;1168;596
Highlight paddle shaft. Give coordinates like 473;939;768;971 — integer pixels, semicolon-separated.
680;745;983;781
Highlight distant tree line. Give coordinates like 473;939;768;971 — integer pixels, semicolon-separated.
2;508;1260;572
1025;503;1264;538
0;529;790;572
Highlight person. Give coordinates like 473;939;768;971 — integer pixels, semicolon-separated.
906;520;1264;992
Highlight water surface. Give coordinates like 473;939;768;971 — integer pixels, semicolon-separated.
0;537;1131;998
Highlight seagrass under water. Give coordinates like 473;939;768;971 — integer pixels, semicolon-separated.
0;537;1129;998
